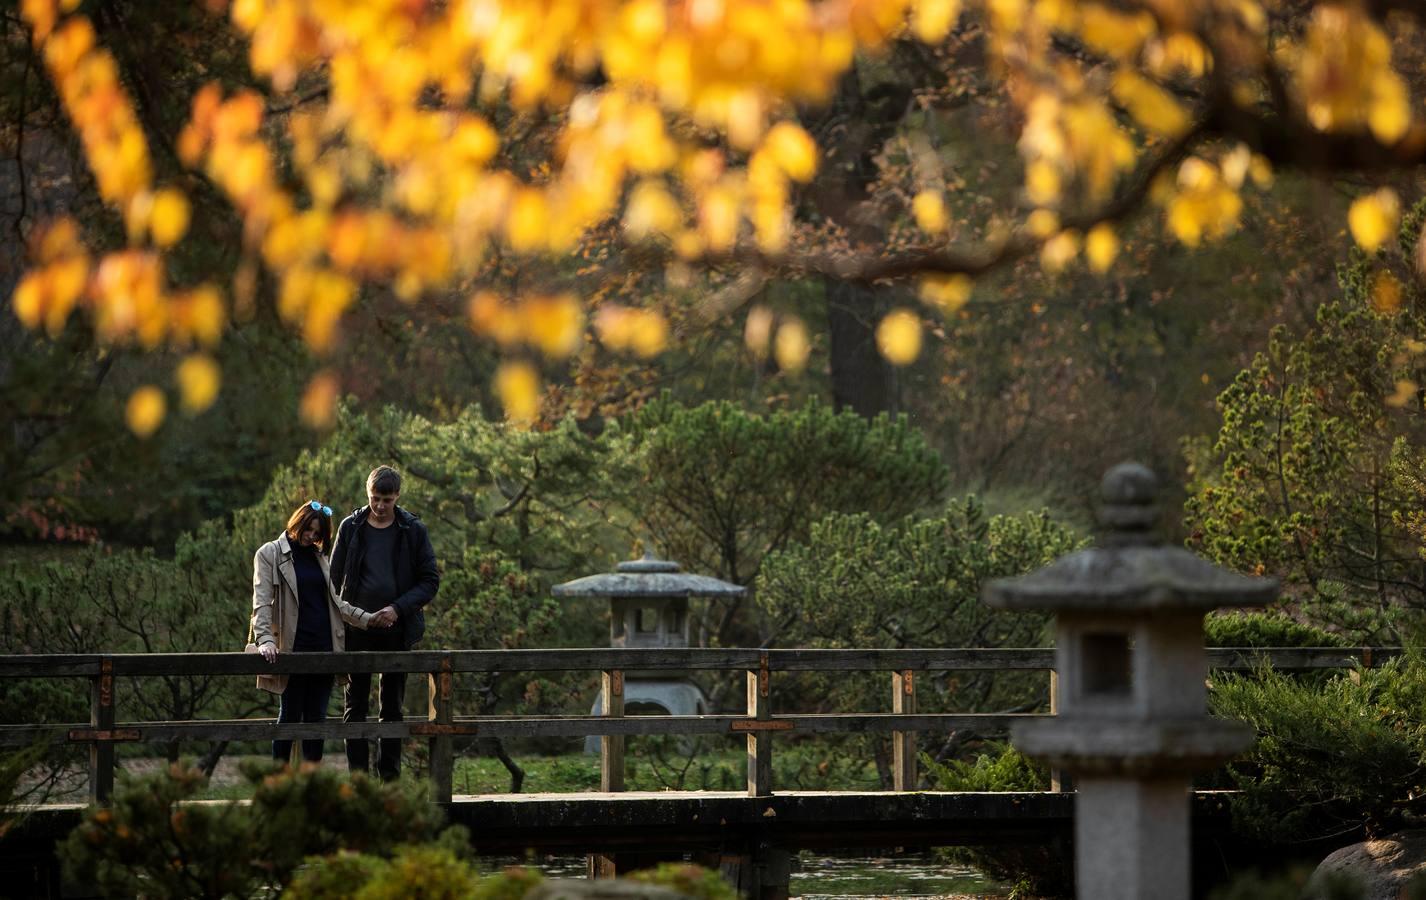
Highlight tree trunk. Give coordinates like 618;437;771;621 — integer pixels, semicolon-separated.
826;280;896;417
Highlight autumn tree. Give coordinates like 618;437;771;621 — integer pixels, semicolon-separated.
9;0;1426;441
1185;200;1426;639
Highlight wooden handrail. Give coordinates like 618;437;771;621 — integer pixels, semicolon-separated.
0;645;1393;677
0;646;1398;806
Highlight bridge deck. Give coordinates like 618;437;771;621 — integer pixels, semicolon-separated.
9;790;1235;854
452;790;1232;852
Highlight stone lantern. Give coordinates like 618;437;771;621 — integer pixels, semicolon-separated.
982;463;1277;900
553;554;745;752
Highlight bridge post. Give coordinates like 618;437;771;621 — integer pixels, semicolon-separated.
89;657;114;805
1048;670;1069;793
747;653;772;797
892;669;916;791
601;669;625;792
427;656;453;804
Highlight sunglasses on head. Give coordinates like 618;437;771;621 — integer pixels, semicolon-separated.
308;500;333;517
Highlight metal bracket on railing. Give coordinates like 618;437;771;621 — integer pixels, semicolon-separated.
68;728;140;742
610;669;624;697
731;719;793;732
902;669;914;694
1363;647;1374;668
99;658;113;709
410;723;479;736
759;652;770;697
439;657;453;702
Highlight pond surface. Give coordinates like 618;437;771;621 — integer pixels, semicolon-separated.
493;851;1005;898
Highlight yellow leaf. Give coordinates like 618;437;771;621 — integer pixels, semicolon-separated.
1025;161;1061;206
1026;209;1060;238
1348;188;1400;254
912;191;948;234
625;181;681;240
1249;154;1274;189
1112;71;1190;137
522;293;585;358
507;189;548;253
1386;379;1417;408
1369;72;1410;144
1085;223;1120;272
913;0;962;42
1370;271;1403;314
763;122;818;182
1040;230;1081;272
876;309;923;366
176;354;221;413
150;188;190;248
13;273;44;331
126;385;166;438
495;361;541;425
699;184;740;253
299;370;339;430
1079;4;1155;60
774;317;810;372
628;309;667;358
918;273;973;313
744;305;774;360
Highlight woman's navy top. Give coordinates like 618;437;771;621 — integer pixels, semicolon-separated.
290;544;333;652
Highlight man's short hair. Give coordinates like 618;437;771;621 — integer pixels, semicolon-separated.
367;465;402;496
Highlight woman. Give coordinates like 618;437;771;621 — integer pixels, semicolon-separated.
250;500;386;765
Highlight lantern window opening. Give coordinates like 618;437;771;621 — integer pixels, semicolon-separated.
1080;631;1133;698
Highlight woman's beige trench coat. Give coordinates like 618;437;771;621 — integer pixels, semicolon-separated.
250;532;373;694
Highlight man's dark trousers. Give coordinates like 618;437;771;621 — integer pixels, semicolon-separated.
344;626;407;780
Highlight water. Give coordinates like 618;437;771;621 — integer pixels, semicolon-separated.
486;851;1005;898
790;852;1003;899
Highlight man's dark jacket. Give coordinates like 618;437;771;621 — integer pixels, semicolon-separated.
330;506;439;648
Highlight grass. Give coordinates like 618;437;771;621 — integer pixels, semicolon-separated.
453;740;883;794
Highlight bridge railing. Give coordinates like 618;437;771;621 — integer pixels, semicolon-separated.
0;646;1394;805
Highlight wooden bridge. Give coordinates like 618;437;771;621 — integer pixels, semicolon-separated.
0;646;1394;897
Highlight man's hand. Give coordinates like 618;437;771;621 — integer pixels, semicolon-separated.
370;606;398;628
259;641;278;662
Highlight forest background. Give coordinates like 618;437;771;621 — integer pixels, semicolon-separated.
8;1;1426;852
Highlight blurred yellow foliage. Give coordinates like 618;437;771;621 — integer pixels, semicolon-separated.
876;309;923;366
1348;188;1400;254
12;0;1426;424
176;354;221;413
595;305;668;358
495;361;542;425
300;370;341;430
918;273;974;313
1085;223;1120;272
774;317;811;372
125;386;166;438
913;191;949;234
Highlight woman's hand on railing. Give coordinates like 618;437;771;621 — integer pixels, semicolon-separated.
258;641;278;663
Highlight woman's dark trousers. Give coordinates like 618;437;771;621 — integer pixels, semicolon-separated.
274;673;335;764
343;626;407;781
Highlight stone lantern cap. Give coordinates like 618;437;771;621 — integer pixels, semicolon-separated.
982;463;1278;613
551;553;746;600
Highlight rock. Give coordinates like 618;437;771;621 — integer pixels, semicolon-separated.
523;879;691;900
1309;830;1426;900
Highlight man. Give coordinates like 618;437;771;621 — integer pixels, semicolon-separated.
330;465;439;781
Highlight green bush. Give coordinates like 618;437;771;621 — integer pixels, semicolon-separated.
1210;654;1426;843
62;762;452;898
921;743;1047;793
1205;612;1347;648
922;745;1065;898
628;862;738;899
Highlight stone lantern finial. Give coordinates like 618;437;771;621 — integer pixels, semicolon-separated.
1097;462;1159;544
